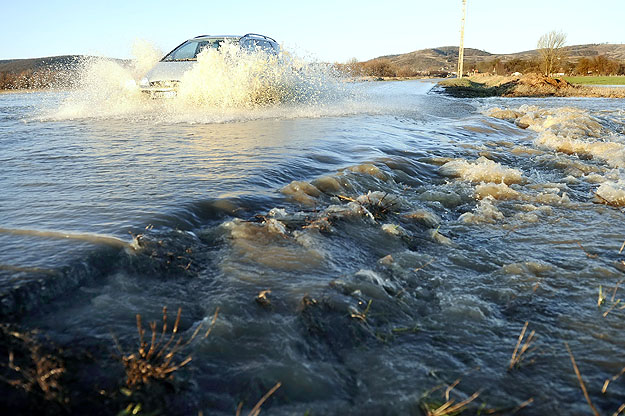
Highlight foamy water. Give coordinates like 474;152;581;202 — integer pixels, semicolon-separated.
2;75;625;415
487;104;625;206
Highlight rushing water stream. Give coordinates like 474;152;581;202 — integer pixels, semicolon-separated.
1;58;625;415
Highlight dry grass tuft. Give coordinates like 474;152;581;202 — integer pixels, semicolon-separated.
577;241;598;259
350;299;373;322
414;258;435;273
602;366;625;394
115;306;219;387
598;285;607;307
235;382;282;416
360;193;398;220
511;397;535;414
0;324;65;402
337;192;399;221
508;321;537;370
255;290;272;308
598;279;625;317
422;393;480;416
565;342;600;416
420;376;481;416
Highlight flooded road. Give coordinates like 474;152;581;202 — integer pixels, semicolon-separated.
1;75;625;415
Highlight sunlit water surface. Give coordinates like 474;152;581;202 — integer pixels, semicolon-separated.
2;79;625;415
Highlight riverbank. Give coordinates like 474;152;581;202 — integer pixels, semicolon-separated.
438;74;625;98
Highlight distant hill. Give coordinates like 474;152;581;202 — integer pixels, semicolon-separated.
365;43;625;73
0;55;85;73
376;47;492;72
0;55;130;73
0;55;129;89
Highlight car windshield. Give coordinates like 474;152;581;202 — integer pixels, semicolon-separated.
162;38;237;61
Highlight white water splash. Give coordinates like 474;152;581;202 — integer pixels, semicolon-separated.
487;105;625;169
486;104;625;206
45;40;361;122
176;43;348;108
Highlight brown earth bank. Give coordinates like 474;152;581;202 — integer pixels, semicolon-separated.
437;73;625;98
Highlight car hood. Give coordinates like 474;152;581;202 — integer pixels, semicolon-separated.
144;61;196;83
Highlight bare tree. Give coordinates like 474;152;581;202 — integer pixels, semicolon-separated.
537;31;567;76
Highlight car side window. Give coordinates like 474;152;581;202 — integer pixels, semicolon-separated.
195;41;209;56
246;39;275;54
196;39;236;55
241;39;254;52
164;41;199;61
258;40;271;52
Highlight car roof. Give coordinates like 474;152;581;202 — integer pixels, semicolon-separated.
192;33;277;43
192;35;240;40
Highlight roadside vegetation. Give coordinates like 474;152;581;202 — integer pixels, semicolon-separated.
0;69;69;90
460;55;625;79
335;58;434;79
0;56;115;91
0;56;80;90
335;52;625;82
0;306;285;415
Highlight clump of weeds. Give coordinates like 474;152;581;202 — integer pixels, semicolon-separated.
337;191;400;221
508;321;537;370
419;376;481;416
127;225;200;275
114;306;219;387
0;323;67;413
109;306;219;414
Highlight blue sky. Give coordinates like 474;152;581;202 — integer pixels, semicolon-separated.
2;0;624;62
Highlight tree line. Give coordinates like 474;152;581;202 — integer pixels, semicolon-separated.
335;54;625;79
335;59;446;78
0;69;72;90
466;55;625;77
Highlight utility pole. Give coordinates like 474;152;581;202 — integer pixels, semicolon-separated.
458;0;467;78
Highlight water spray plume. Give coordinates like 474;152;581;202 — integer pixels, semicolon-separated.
50;40;354;121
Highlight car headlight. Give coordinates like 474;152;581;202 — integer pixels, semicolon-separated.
139;77;150;88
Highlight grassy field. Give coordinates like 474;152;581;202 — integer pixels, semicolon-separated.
563;76;625;85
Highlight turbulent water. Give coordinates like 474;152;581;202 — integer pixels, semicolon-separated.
2;52;625;415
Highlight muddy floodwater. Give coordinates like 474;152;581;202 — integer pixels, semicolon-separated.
2;74;625;415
